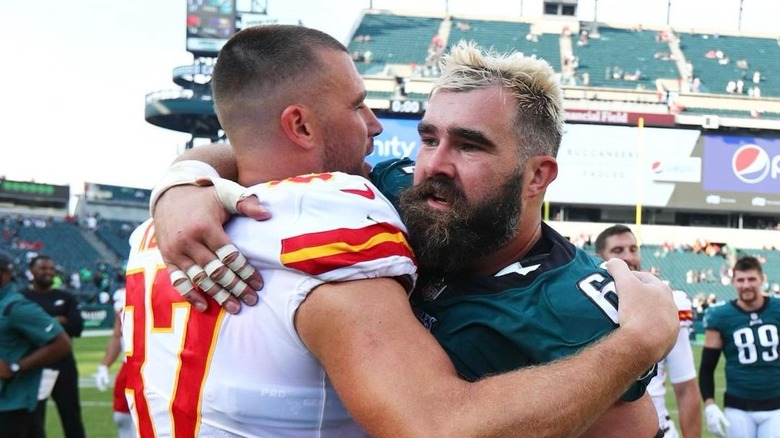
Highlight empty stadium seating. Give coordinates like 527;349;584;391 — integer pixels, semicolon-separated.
93;219;137;260
640;245;737;302
678;32;779;97
448;18;530;56
347;13;443;75
573;27;679;90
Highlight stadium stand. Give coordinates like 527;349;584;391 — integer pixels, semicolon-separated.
640;244;737;302
573;26;680;90
93;219;138;261
678;32;780;97
681;107;780;120
447;18;531;55
347;12;443;75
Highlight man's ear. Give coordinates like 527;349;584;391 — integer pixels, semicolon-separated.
524;156;558;198
280;104;317;150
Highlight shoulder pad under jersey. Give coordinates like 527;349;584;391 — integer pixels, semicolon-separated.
370;157;415;209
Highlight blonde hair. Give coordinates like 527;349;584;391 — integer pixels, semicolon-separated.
433;40;564;158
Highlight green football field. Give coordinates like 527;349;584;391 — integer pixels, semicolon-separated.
45;334;727;437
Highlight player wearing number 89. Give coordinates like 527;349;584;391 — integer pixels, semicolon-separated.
699;256;780;438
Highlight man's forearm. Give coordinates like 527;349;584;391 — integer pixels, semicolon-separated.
677;384;703;438
19;332;72;373
453;329;662;438
173;142;239;182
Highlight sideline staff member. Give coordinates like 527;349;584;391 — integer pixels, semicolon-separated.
0;250;72;438
22;255;85;438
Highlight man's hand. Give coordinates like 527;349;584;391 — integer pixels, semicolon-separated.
705;403;730;437
606;258;678;363
96;364;110;391
152;183;268;314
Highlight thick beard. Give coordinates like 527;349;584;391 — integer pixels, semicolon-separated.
399;173;523;272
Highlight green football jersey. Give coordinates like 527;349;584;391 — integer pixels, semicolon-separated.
703;297;780;400
411;223;652;401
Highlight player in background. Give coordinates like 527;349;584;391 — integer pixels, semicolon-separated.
700;255;780;438
95;286;136;438
595;224;702;438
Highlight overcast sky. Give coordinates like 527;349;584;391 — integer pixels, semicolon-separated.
1;0;775;200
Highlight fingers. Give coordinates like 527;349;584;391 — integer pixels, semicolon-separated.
168;265;210;312
605;258;636;286
215;244;263;293
210;244;262;308
236;195;272;220
153;183;263;314
189;264;239;311
167;244;261;315
607;257;677;362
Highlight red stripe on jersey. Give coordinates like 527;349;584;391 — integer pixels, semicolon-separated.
285;240;415;276
282;222;404;253
125;271;154;437
170;305;222;436
268;173;334;187
126;263;223;437
281;222;414;275
678;309;694;322
340;183;376;200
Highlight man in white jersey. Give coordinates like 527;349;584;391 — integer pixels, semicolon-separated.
95;287;136;438
126;172;417;437
595;225;702;438
134;24;680;437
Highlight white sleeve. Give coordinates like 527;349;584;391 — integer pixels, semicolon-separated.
667;331;697;384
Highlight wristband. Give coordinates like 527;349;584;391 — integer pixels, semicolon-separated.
196;176;254;215
149;160;220;216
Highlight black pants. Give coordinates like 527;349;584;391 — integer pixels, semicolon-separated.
0;408;45;438
37;354;85;438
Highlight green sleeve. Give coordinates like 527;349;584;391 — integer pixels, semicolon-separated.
370;157;415;209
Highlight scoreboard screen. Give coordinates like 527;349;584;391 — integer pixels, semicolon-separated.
0;179;70;208
186;0;272;58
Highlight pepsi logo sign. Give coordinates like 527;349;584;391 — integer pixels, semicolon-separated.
731;144;779;184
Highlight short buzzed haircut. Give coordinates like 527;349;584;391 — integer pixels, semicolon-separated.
212;24;348;128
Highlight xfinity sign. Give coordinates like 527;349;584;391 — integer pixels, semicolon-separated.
366;118;422;167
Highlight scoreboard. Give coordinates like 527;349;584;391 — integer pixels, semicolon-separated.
0;179;69;208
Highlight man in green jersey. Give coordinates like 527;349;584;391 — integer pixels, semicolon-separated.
0;249;72;438
700;256;780;438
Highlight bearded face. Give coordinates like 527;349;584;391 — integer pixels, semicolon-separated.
398;171;524;272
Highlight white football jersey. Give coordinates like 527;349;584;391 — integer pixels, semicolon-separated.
648;289;697;423
123;172;417;437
